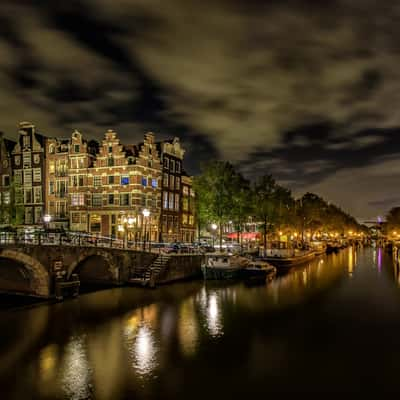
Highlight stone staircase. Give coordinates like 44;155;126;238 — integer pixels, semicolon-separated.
129;253;171;287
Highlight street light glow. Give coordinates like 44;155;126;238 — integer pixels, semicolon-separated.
211;223;217;230
142;209;150;218
43;214;51;223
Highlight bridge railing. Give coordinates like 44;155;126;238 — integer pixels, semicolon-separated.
0;231;202;254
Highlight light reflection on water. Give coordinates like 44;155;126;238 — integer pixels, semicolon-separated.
3;246;398;398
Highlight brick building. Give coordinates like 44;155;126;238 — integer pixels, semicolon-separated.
11;122;46;225
181;173;196;242
158;138;185;243
45;137;70;228
76;130;162;241
0;133;16;225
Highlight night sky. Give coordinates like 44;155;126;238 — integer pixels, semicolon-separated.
1;0;400;221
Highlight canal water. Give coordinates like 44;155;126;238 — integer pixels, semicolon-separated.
1;246;400;398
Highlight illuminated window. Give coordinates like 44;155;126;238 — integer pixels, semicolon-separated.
92;194;102;207
71;193;85;206
34;187;42;203
3;191;10;205
163;191;168;209
169;192;174;210
121;176;129;185
23;169;32;185
175;177;180;190
142;177;147;186
33;154;40;164
169;175;174;190
14;170;22;185
33;168;41;183
94;176;102;187
25;207;33;224
175;194;179;211
49;161;55;174
163;173;168;187
152;178;157;188
14;156;21;166
176;161;181;173
23;152;31;168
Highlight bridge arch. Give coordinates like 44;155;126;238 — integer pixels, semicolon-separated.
0;249;50;297
67;249;119;282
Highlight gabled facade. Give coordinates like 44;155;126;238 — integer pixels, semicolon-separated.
82;130;162;241
181;173;195;242
11;122;46;225
45;137;70;228
158;138;185;243
0;132;16;225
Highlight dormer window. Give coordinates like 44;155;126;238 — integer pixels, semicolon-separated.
108;146;113;153
74;144;80;153
49;144;55;154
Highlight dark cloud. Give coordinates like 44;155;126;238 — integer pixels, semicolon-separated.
1;0;400;219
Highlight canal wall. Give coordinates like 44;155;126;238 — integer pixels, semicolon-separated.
156;254;203;284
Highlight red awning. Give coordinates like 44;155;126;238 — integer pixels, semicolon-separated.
226;232;260;240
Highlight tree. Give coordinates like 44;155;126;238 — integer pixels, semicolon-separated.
231;173;252;249
194;161;237;248
253;175;293;256
386;207;400;233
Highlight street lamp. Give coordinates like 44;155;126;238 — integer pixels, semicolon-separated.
211;223;217;250
142;209;150;251
43;214;51;229
120;215;136;249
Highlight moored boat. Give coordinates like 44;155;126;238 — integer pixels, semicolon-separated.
259;250;315;270
201;253;276;282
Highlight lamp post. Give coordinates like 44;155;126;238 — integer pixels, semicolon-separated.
120;215;135;249
42;214;51;245
142;208;150;251
211;223;217;250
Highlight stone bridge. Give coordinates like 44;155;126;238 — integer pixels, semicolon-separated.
0;245;158;298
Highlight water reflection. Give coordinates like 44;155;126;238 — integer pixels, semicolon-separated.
123;305;159;378
178;298;199;356
61;336;92;400
198;287;224;338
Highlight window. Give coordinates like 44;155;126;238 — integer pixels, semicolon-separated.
34;207;42;225
141;194;146;206
108;194;114;205
173;216;179;232
152;178;157;188
49;144;55;154
23;152;31;168
169;192;174;210
56;181;67;197
24;188;32;203
23;170;32;185
163;173;168;187
164;158;169;169
163;191;168;209
92;194;102;207
49;181;54;194
15;188;23;204
175;177;180;190
108;157;114;167
33;168;41;183
72;213;80;224
108;146;113;153
49;161;55;174
34;187;42;203
120;193;130;206
127;157;134;165
189;215;194;225
3;191;10;205
71;193;85;206
25;207;33;224
22;135;30;148
175;194;179;211
170;160;175;172
121;176;129;185
33;154;40;164
90;215;101;233
79;175;84;186
94;176;102;187
182;214;188;225
108;176;114;185
14;170;22;185
71;176;77;187
169;175;174;190
183;186;189;196
176;161;181;173
148;160;153;168
182;198;189;211
2;175;10;187
74;144;80;153
15;156;21;166
142;177;147;186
